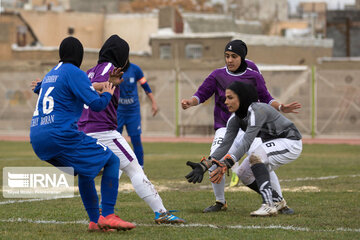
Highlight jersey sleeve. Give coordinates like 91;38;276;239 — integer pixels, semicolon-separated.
211;114;242;160
246;59;261;74
135;66;152;93
67;69;101;106
254;73;273;104
92;63;114;83
228;104;266;161
193;71;217;104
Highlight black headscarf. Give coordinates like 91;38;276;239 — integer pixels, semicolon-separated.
224;39;248;73
227;81;258;119
59;36;84;67
98;35;129;69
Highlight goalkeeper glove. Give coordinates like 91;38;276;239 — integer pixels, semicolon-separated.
209;154;235;184
185;157;212;184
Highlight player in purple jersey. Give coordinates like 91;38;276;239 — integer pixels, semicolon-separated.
30;36;135;232
78;35;185;224
182;39;301;213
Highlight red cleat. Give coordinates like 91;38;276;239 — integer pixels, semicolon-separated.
88;221;115;232
97;214;136;231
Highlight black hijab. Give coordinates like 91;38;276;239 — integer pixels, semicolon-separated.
227;81;258;119
98;35;129;69
59;36;84;67
224;39;248;73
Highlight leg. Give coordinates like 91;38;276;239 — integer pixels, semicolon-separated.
248;152;277;217
130;135;144;168
122;160;185;224
100;153;120;217
97;153;136;230
123;160;165;213
95;130;185;224
203;128;228;212
78;174;99;223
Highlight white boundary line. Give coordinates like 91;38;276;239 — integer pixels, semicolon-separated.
0;218;359;233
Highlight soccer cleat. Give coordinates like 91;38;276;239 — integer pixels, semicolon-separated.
97;214;136;231
229;172;240;187
203;201;228;213
274;198;287;211
250;204;277;217
88;221;115;232
154;211;185;224
274;199;295;215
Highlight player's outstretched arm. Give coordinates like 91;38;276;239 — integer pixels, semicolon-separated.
271;101;302;114
31;78;42;94
147;92;159;116
209;155;235;184
181;97;199;110
108;67;124;86
185;157;212;184
281;101;302;113
102;82;115;95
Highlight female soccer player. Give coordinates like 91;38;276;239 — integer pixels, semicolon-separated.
182;39;300;213
186;81;302;216
30;36;135;232
78;35;184;225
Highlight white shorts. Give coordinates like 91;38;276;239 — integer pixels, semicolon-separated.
87;130;137;170
210;127;262;158
252;138;302;172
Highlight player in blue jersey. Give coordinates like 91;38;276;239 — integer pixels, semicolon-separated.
78;35;185;224
182;39;300;214
30;36;135;232
116;62;158;169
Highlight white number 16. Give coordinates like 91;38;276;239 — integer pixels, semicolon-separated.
33;87;55;116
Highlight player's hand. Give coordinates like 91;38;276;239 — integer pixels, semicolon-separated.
281;102;302;114
185;157;212;184
108;67;124;86
181;99;192;110
31;78;42;91
102;82;115;95
152;103;159;116
209;155;235;184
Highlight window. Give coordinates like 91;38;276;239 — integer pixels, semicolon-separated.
185;44;203;59
160;44;172;59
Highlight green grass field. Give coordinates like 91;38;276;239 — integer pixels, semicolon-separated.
0;141;359;240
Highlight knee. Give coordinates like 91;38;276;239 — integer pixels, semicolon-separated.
249;154;262;166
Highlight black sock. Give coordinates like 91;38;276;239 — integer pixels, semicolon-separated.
251;163;273;204
272;190;283;202
247;180;260;194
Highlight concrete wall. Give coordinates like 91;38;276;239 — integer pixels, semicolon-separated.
150;33;333;65
104;13;158;53
19;10;105;48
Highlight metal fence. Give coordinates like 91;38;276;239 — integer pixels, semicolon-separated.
0;64;359;139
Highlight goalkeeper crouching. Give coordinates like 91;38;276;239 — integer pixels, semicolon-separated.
185;81;302;216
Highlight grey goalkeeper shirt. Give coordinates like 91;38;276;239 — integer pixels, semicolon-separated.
211;102;302;162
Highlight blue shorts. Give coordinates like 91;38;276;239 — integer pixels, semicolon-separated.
117;112;141;136
46;135;116;178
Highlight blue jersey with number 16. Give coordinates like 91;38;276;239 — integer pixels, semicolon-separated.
30;62;102;160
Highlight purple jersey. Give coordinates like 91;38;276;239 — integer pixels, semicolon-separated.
193;61;273;130
78;62;119;133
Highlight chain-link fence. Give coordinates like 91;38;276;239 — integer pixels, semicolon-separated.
0;63;359;139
